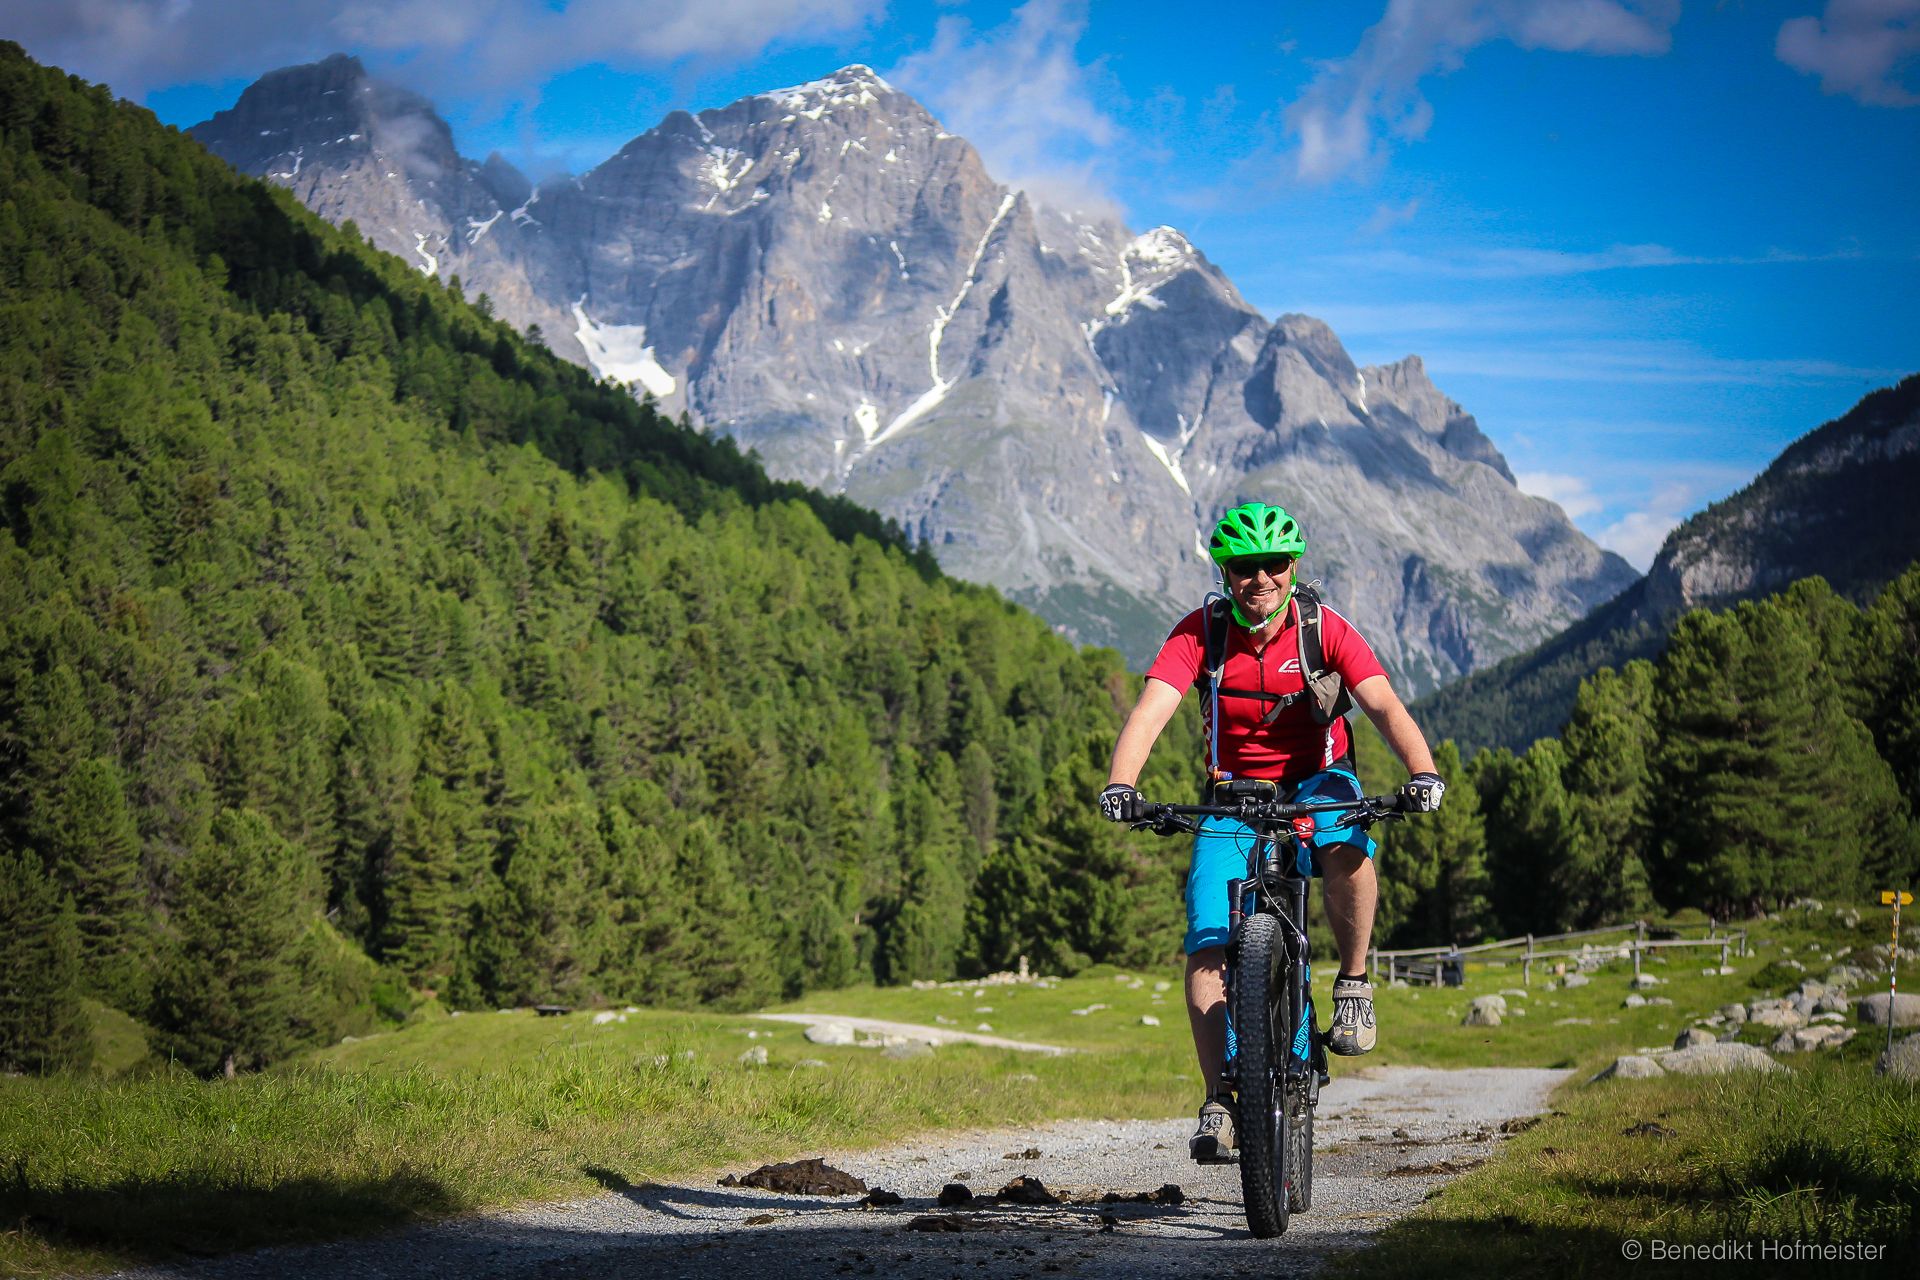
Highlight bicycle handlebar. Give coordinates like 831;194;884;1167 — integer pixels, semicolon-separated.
1129;792;1407;836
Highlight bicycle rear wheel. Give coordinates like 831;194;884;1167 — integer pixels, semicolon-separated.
1231;913;1290;1237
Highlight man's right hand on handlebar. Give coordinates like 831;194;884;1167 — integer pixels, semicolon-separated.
1099;782;1145;823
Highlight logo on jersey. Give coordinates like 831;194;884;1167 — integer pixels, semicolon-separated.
1276;658;1302;675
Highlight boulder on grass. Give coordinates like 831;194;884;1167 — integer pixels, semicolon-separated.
1718;1003;1747;1024
1673;1027;1717;1050
1463;1001;1503;1027
1591;1055;1666;1081
1661;1043;1785;1075
1559;973;1591;989
1878;1033;1920;1082
803;1022;856;1046
1770;1026;1855;1053
1856;993;1920;1027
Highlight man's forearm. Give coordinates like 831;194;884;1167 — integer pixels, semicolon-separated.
1372;702;1437;778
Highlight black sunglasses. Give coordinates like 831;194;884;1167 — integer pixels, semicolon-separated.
1225;557;1295;578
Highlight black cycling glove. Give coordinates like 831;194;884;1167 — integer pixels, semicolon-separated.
1398;772;1446;813
1099;783;1145;823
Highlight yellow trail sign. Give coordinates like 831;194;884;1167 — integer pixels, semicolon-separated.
1883;891;1914;905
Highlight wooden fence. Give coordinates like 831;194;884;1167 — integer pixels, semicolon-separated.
1368;919;1749;986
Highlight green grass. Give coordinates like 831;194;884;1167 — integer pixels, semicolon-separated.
1329;1058;1919;1279
4;904;1903;1277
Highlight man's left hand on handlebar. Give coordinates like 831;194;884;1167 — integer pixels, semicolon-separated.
1099;783;1145;823
1397;772;1445;813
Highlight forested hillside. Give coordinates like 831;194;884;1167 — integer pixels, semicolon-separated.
1367;568;1920;947
0;45;1203;1077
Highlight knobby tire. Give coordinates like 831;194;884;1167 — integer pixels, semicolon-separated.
1233;913;1290;1238
1288;1074;1313;1212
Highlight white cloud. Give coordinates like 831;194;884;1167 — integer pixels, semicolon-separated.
1318;242;1862;281
1360;198;1421;235
1410;338;1906;385
1596;481;1694;571
889;0;1123;214
1284;0;1681;183
1516;471;1603;519
12;0;884;101
1777;0;1920;107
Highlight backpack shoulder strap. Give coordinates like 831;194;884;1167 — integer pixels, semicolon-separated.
1199;596;1233;691
1293;582;1353;725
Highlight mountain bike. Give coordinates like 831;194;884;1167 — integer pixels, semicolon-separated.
1133;780;1405;1238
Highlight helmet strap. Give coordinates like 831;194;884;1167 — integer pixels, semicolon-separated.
1223;579;1296;630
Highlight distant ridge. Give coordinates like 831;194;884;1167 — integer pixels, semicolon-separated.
1416;373;1920;754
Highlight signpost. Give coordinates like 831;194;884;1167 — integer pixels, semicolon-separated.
1883;890;1912;1055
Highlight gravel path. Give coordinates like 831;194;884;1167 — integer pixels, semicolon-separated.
114;1066;1567;1280
750;1012;1072;1054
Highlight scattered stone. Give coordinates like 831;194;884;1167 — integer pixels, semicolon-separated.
937;1183;974;1207
1646;997;1674;1006
974;1006;994;1013
795;1058;828;1069
1674;1027;1717;1050
1500;988;1529;999
1630;974;1664;990
743;1213;778;1226
1391;1127;1414;1139
1827;964;1868;987
1621;1121;1677;1139
1463;996;1505;1027
1719;1003;1748;1024
1553;1017;1592;1026
1559;973;1591;988
1770;1026;1856;1053
860;1188;904;1208
1878;1033;1920;1082
996;1176;1058;1205
1154;980;1172;992
1857;993;1920;1027
1139;1015;1160;1027
737;1046;769;1066
1591;1055;1666;1082
1100;1184;1186;1205
1387;1158;1484;1176
881;1041;933;1060
719;1158;867;1196
1746;1004;1806;1030
1662;1043;1785;1075
1003;1147;1042;1160
934;1014;956;1025
591;1010;620;1025
904;1215;968;1233
1623;994;1647;1009
975;1023;994;1032
1500;1116;1542;1135
803;1022;855;1046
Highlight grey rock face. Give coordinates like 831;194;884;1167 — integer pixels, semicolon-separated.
1591;1055;1666;1081
197;58;1639;677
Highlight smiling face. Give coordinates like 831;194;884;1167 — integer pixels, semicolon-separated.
1224;555;1296;627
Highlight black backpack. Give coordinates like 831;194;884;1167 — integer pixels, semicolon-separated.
1197;582;1353;737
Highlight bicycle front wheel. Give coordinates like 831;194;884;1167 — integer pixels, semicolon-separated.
1232;912;1290;1238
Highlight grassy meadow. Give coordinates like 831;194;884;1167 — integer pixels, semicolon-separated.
3;901;1911;1276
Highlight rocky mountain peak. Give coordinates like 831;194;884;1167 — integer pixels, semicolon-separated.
196;59;1640;684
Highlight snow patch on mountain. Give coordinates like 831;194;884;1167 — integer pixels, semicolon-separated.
572;300;676;399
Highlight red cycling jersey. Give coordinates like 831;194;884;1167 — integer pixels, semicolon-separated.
1144;597;1387;782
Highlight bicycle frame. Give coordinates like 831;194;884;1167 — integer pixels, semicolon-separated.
1225;836;1326;1102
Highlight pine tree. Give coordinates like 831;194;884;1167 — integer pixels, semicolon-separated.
381;776;466;993
43;757;149;1008
153;810;315;1076
0;849;88;1074
1376;742;1492;946
1561;661;1655;925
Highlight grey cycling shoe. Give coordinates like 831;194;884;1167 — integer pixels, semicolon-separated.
1189;1097;1238;1163
1328;977;1377;1056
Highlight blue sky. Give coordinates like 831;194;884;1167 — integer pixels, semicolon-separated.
17;1;1920;568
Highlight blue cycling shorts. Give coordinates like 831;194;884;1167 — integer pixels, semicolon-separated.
1182;768;1377;955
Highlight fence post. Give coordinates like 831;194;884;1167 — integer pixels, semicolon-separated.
1525;934;1534;987
1633;942;1643;978
1637;919;1646;945
1720;940;1729;969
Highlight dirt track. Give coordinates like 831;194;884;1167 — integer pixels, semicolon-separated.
116;1065;1568;1280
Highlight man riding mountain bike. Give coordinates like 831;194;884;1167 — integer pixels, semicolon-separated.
1098;501;1445;1161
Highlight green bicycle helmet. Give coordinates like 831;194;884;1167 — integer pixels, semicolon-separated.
1207;502;1307;565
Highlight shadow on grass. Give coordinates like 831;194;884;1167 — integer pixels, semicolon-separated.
2;1168;465;1265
